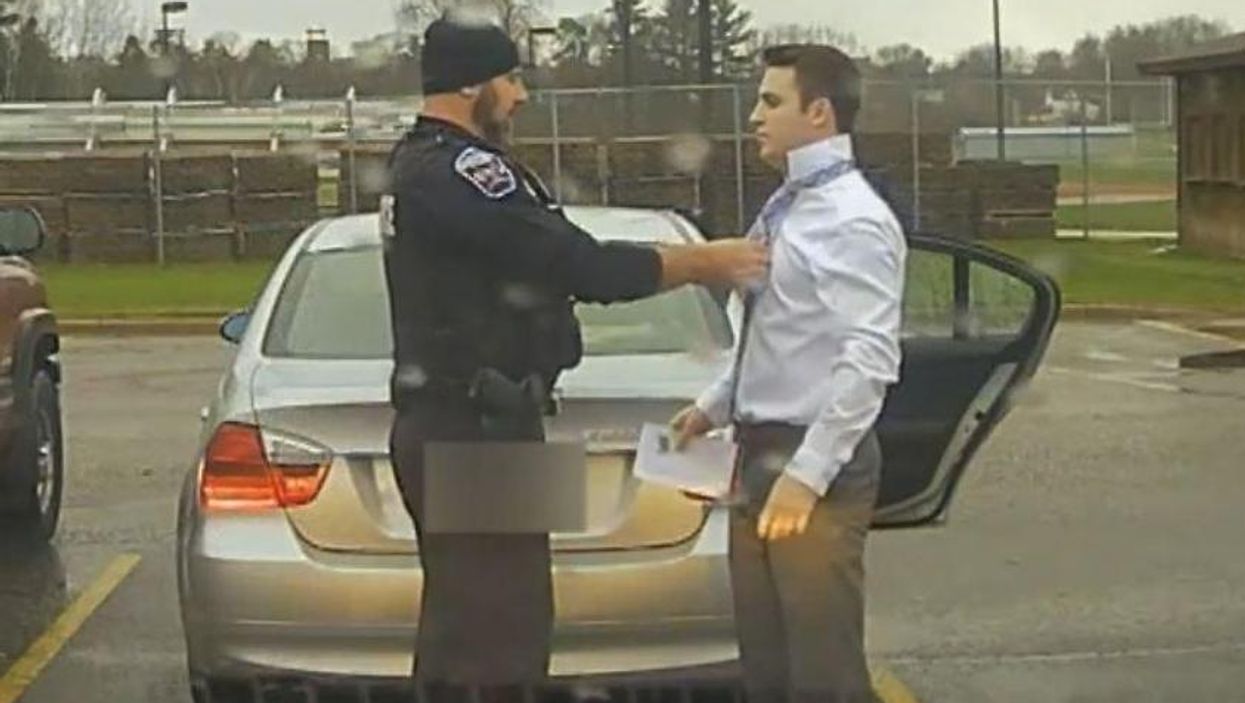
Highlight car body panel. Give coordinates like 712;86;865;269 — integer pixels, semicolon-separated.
0;257;43;453
0;209;58;498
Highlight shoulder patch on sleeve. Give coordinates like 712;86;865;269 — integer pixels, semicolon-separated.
454;146;517;200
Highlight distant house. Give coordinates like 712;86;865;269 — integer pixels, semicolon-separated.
1031;89;1103;125
1140;34;1245;259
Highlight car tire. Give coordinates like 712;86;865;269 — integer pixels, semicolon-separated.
190;677;242;703
0;367;64;541
190;676;289;703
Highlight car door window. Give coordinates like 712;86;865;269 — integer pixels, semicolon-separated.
903;249;957;338
903;248;1037;340
969;260;1037;338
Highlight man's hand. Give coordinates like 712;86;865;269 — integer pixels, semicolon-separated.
658;238;768;290
698;238;769;286
757;474;820;541
668;404;714;451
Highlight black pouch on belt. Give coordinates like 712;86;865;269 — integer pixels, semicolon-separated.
468;368;547;441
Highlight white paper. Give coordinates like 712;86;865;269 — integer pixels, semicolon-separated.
633;423;737;499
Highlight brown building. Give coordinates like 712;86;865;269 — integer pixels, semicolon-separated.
1140;34;1245;259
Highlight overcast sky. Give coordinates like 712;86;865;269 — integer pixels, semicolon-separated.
180;0;1245;59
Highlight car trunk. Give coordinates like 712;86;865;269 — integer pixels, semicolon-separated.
251;353;727;556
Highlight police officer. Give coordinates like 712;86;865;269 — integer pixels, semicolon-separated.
383;16;768;700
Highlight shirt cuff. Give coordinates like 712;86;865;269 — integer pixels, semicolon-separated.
785;444;843;497
694;387;732;428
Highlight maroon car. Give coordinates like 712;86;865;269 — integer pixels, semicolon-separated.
0;206;62;541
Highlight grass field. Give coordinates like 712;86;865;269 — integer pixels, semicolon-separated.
41;262;275;319
38;237;1245;320
1055;200;1177;232
987;238;1245;313
1055;159;1177;193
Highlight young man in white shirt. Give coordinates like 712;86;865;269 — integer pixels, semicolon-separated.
671;44;907;703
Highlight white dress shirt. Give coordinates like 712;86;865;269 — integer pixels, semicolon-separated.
695;134;907;497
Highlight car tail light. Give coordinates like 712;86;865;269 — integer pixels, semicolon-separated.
199;422;332;510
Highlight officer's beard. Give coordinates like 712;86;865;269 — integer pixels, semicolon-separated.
472;85;511;146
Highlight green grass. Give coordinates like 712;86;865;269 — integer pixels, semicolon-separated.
987;239;1245;313
1055;159;1177;191
1056;200;1177;232
1134;128;1178;157
318;180;341;210
1051;127;1178;191
41;262;275;318
35;238;1245;320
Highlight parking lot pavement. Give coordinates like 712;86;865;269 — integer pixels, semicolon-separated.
0;336;233;703
1;322;1243;702
869;322;1245;701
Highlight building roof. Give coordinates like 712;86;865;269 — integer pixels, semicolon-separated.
1139;32;1245;75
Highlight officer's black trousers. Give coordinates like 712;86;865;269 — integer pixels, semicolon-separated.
389;395;553;691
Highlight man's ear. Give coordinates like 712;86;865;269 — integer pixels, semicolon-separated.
459;85;482;99
807;97;836;130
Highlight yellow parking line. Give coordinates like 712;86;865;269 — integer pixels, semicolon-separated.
0;553;142;703
874;667;921;703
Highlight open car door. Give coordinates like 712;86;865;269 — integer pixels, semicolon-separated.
875;234;1061;528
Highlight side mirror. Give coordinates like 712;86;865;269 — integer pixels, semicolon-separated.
0;206;46;257
219;310;251;345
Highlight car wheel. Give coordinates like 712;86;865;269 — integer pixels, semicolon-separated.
0;367;64;541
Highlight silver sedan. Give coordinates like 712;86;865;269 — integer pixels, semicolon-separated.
177;207;1059;700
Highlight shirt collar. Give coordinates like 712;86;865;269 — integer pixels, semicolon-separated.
414;114;497;151
785;134;854;183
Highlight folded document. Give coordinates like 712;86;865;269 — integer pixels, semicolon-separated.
633;423;737;500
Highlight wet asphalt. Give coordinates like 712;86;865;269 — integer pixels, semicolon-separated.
1;322;1243;702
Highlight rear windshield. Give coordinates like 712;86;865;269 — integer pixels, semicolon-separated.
262;248;732;359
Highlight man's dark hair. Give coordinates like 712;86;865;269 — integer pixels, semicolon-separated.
761;44;862;134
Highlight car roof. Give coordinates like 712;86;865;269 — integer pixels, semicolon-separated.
305;205;696;254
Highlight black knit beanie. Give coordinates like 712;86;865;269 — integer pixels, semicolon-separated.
421;17;520;95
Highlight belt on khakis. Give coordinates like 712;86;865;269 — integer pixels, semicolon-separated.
733;421;809;451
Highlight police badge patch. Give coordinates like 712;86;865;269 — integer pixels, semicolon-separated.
454;147;518;199
379;194;397;239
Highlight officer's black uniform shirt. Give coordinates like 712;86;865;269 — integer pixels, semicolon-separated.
383;116;663;403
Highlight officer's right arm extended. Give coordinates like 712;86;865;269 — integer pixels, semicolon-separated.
407;168;767;305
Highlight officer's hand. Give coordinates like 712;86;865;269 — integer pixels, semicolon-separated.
696;239;769;287
669;404;714;451
757;474;820;541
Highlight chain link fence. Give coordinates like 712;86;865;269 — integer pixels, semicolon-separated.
0;75;1179;264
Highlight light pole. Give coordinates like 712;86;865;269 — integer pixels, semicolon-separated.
992;0;1006;161
158;1;188;101
1104;56;1113;125
697;0;714;133
614;0;633;89
614;0;635;131
697;0;712;84
911;88;945;233
159;1;188;54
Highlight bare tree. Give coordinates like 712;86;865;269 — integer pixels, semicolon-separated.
756;24;864;56
553;13;611;67
2;1;48;99
395;0;549;42
40;0;141;58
